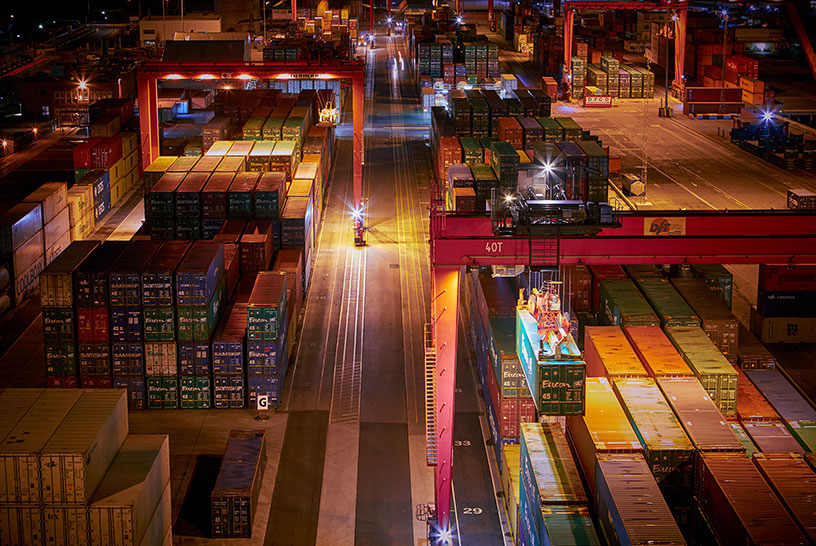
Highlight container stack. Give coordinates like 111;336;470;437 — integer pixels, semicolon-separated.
67;184;95;241
0;203;44;307
211;430;266;538
571;57;586;100
672;278;740;359
750;264;816;343
0;389;172;545
246;272;289;408
690;263;732;309
518;423;598;545
598;279;660;327
632;277;700;328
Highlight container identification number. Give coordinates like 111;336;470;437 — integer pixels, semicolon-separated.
484;242;503;253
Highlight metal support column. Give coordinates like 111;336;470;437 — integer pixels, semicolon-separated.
352;73;365;210
488;0;494;32
431;266;460;532
137;74;159;171
673;7;686;90
292;0;297;22
564;10;574;91
371;0;375;32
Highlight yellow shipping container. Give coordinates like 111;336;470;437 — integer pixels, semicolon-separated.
110;178;126;206
110;157;126;183
70;211;95;240
67;185;94;226
584;326;648;379
624;326;694;377
502;444;521;544
121;131;138;157
565;377;642;495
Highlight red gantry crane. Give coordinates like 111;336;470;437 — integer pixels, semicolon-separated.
426;206;816;535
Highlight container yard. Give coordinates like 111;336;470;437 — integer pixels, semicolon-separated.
2;0;816;544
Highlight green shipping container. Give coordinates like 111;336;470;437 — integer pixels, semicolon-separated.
691;264;733;309
598;279;660;327
665;326;738;417
262;117;285;140
788;421;816;452
175;216;202;240
180;376;211;409
147;376;178;409
44;342;77;375
242;117;266;140
536;117;564;142
177;279;226;342
144;307;176;341
42;307;74;342
460;137;483;165
633;278;700;328
517;309;585;415
553;117;583;140
729;422;759;457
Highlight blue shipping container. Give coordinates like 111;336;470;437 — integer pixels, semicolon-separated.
114;375;146;410
203;218;225;240
176;242;225;305
110;307;143;342
212;339;244;375
112;342;144;375
178;342;211;376
94;189;111;222
83;169;110;200
247;375;281;407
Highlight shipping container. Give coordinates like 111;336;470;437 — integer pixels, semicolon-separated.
110;306;143;342
254;171;286;218
623;326;694;377
141;241;191;307
39;241;99;307
112;342;144;377
177;341;210;376
176;241;225;306
736;323;776;370
788;421;816;453
583;326;648;378
240;220;275;272
697;452;808;545
211;430;266;538
656;377;744;452
228;172;260;218
40;390;128;504
633;278;700;328
248;140;274;172
213;374;245;409
752;453;816;543
247;271;287;341
598;279;660;327
671;278;739;356
487;317;528;398
74;242;129;307
502;443;521;542
743;421;805;454
612;378;695;517
0;203;42;255
42;307;74;343
213;303;248;376
180;376;211;409
665;327;738;417
178;278;226;342
565;377;642;494
560;264;592;313
745;370;816;423
88;435;170;546
175;171;210;223
587;264;628;312
22;182;68;225
41;504;88;545
143;306;175;341
485;346;536;438
108;241;161;307
595;454;687;545
759;264;816;292
691;264;733;309
147;376;178;409
113;375;146;410
737;370;780;423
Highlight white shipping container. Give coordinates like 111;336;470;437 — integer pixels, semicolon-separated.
141;485;172;546
0;390;84;504
13;230;44;277
44;207;70;251
23;182;68;225
67;186;94;226
144;343;178;377
0;389;44;442
14;255;44;306
0;203;42;253
40;390;129;505
42;505;89;545
89;435;170;546
45;231;72;267
0;505;44;545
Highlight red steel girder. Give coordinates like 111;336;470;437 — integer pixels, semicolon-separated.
137;60;366;210
430;213;816;267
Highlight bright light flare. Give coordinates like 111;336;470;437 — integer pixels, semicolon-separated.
762;110;774;122
196;73;217;80
1;140;7;147
164;74;185;80
386;17;392;23
542;162;553;174
236;74;254;80
32;128;38;134
78;80;87;89
456;16;463;24
504;194;514;203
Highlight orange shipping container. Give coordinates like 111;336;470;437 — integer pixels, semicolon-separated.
438;136;462;184
565;377;642;495
497;117;523;149
583;327;648;379
623;326;694;377
737;371;780;423
739;76;764;95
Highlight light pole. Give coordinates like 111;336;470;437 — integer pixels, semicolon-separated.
660;13;678;117
721;9;728;84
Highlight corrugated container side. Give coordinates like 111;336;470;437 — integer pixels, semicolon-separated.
671;278;739;356
746;370;816;423
39;241;99;307
0;505;44;545
752;453;816;543
737;371;780;423
40;390;128;504
697;452;809;545
595;454;686;545
743;422;805;454
210;431;266;538
583;326;647;378
633;277;700;328
0;389;85;503
41;505;88;544
88;435;170;546
623;326;694;377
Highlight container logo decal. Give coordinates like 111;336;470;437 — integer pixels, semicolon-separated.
645;217;686;236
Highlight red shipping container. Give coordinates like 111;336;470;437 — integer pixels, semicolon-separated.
542;76;558;98
91;135;123;169
486;347;537;438
588;265;628;311
76;307;110;342
80;374;113;389
73;137;103;169
724;68;739;85
704;65;723;80
497;117;523;149
759;265;816;292
438;136;462;183
725;55;759;78
47;375;79;388
240;219;275;272
223;243;241;299
202;172;234;219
